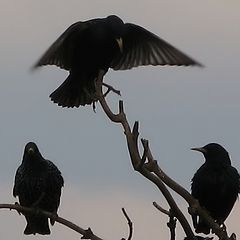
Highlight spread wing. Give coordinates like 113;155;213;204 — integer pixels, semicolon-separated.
33;21;89;70
111;23;202;70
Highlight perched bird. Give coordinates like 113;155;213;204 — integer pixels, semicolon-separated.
34;15;202;108
13;142;64;235
191;143;239;234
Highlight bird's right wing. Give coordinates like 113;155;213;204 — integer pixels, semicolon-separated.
111;23;202;70
33;21;89;70
46;160;64;188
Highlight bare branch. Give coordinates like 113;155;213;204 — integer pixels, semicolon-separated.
95;72;195;240
153;201;178;240
168;209;177;240
153;201;170;216
153;200;177;240
0;203;103;240
121;208;133;240
95;70;124;123
139;164;195;239
95;71;235;240
102;82;121;96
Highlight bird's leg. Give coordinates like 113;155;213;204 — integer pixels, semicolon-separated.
92;101;96;112
82;88;98;112
14;202;22;215
94;70;121;97
50;210;58;225
31;192;46;208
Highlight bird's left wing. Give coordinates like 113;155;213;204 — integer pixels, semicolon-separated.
111;23;202;70
33;21;88;70
13;165;24;197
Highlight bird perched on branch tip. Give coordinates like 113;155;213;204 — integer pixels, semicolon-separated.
33;15;202;108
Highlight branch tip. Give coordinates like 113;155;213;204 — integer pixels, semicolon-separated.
121;208;133;240
102;82;121;96
132;121;139;135
141;138;149;149
153;201;170;216
119;100;124;114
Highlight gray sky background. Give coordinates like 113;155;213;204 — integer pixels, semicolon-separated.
0;0;240;239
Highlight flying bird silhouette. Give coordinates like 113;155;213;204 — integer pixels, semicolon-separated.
13;142;64;235
34;15;202;108
191;143;239;234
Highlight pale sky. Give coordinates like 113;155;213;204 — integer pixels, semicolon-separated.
0;0;240;239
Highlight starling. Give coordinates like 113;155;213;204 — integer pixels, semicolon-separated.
34;15;202;108
13;142;64;235
191;143;239;234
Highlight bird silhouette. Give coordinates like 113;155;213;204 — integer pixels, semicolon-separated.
34;15;202;108
191;143;239;234
13;142;64;235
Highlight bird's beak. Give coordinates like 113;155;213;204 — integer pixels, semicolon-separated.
28;148;35;154
116;37;123;53
191;147;207;154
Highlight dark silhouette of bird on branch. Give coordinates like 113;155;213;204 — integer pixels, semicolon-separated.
191;143;239;234
13;142;64;235
34;15;202;108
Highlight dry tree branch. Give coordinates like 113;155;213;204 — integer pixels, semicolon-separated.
121;208;133;240
96;70;233;240
96;71;194;239
0;203;103;240
0;203;134;240
102;82;121;97
168;210;177;240
153;201;170;216
153;202;176;240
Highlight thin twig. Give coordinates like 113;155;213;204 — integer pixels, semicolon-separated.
153;202;177;240
103;82;121;96
121;208;133;240
153;202;170;216
168;209;177;240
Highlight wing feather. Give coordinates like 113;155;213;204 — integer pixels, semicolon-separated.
111;23;202;70
33;21;89;70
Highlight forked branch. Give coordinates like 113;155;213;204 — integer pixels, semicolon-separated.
96;70;233;240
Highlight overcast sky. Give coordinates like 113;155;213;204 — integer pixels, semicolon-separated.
0;0;240;239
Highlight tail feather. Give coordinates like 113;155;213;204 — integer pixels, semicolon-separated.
50;73;96;108
24;216;50;235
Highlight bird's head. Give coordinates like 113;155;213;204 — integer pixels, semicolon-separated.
23;142;42;163
107;15;125;53
191;143;231;165
25;142;39;154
